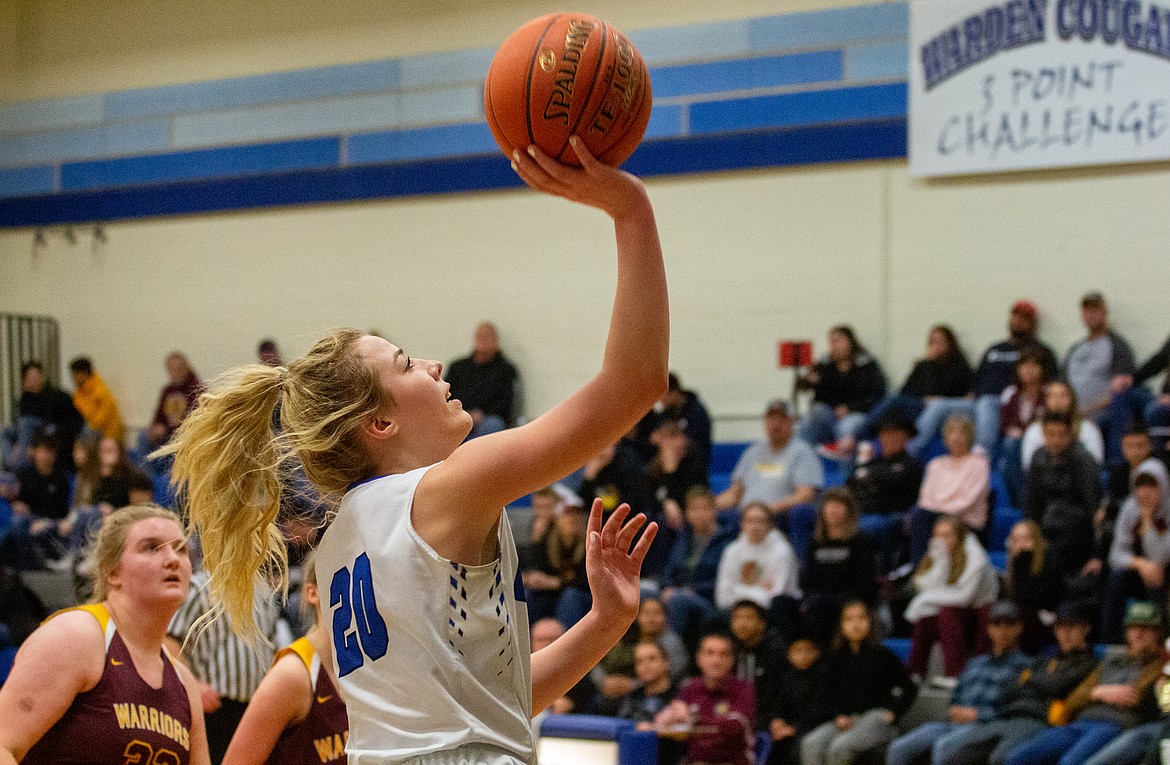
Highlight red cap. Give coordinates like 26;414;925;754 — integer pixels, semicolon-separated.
1011;300;1038;319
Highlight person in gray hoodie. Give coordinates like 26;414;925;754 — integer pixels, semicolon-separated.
1102;472;1170;644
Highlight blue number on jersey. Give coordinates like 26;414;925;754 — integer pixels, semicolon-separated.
330;552;391;676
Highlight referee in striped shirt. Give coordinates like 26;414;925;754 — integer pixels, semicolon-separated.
166;563;279;764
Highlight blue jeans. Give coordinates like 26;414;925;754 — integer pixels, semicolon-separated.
998;437;1026;508
1108;387;1158;462
910;398;975;457
974;394;1003;455
664;588;716;643
1;416;48;472
1148;403;1170;452
907;506;943;567
861;395;925;440
555;586;591;628
886;721;973;765
800;403;867;446
860;513;904;573
1004;719;1123;765
779;502;818;567
1082;721;1162;765
468;414;507;440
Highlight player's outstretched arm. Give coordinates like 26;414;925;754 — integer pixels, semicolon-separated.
418;139;669;553
530;501;657;713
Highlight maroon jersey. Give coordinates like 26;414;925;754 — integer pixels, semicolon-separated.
267;637;348;765
24;604;193;765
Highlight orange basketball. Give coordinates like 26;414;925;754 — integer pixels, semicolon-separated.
484;13;653;167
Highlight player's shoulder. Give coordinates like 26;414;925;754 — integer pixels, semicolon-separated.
17;608;107;684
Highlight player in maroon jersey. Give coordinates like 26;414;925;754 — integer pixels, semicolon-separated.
222;554;347;765
0;505;210;765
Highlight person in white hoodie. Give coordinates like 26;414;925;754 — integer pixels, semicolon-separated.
715;502;802;635
905;515;999;680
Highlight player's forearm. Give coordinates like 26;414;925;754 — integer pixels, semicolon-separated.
530;610;630;714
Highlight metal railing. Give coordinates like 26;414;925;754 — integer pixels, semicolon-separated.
1;314;61;425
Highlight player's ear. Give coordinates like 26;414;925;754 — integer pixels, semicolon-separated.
363;415;398;442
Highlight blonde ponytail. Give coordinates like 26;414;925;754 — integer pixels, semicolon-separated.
160;328;386;639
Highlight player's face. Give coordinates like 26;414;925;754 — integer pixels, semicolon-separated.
109;517;191;608
358;335;472;458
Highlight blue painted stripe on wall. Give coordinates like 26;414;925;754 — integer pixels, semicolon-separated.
749;2;908;51
628;19;753;66
171;85;483;149
645;104;684;139
651;50;843;99
103;59;403;121
0;120;907;227
846;41;909;80
399;48;495;90
0;94;104;137
689;82;907;134
347;123;497;164
0;166;57;198
0;120;171;167
60;138;341;191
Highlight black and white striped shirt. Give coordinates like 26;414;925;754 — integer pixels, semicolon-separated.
167;569;279;702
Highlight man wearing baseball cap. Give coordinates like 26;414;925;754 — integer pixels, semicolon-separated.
969;301;1060;453
946;601;1100;765
1004;601;1164;765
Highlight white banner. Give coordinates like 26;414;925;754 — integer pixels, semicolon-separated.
909;0;1170;176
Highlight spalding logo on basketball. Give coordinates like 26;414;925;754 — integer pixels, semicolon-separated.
484;13;653;167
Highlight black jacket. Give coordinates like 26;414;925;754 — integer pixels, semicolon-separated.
444;352;519;423
733;629;788;728
972;337;1059;397
1134;334;1170;395
803;534;879;604
900;354;974;398
1002;550;1064;612
767;660;832;734
847;450;924;516
800;353;887;414
1024;444;1101;570
997;647;1099;722
816;643;917;718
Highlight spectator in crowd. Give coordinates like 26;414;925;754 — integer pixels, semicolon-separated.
1128;333;1170;453
636;596;689;680
654;632;756;765
907;414;990;566
617;640;680;728
3;361;83;472
1064;292;1138;461
946;601;1099;765
522;494;590;627
4;432;71;569
531;618;597;715
1001;520;1064;653
999;348;1052;505
715;502;801;627
166;548;280;764
72;436;143;511
905;516;1000;680
797;326;887;455
716;399;824;558
1101;471;1170;644
578;439;663;573
969;301;1060;453
802;601;917;765
256;338;282;366
444;321;520;439
519;486;560;570
1024;411;1103;579
728;599;787;729
1097;428;1170;569
765;636;830;765
631;372;714;468
848;413;924;572
1022;380;1105;469
648;417;709;529
590;623;639;716
1004;600;1165;765
145;352;203;449
68;357;124;444
801;488;878;646
662;487;737;645
886;600;1031;765
860;325;973;452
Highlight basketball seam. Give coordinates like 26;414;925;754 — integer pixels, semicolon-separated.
526;15;563;150
556;18;608;163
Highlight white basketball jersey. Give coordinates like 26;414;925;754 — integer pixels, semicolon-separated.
314;465;534;764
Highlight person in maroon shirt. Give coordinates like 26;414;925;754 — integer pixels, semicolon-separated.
655;632;756;765
223;553;347;765
0;505;210;765
145;353;204;449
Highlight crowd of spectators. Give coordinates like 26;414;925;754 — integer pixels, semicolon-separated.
6;296;1170;765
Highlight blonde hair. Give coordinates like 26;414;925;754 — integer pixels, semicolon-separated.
915;515;969;585
158;328;385;638
88;504;184;604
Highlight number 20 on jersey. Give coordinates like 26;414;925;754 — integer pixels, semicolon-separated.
331;552;390;676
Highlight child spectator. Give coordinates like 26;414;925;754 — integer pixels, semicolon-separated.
801;488;878;645
1101;471;1170;644
907;414;990;566
886;601;1031;765
662;487;737;645
617;640;680;728
945;601;1099;765
715;502;801;622
728;599;787;729
1002;520;1064;653
68;356;124;444
765;636;830;765
636;596;689;680
906;516;1000;679
1004;601;1165;765
801;601;917;765
1022;380;1105;469
797;325;887;454
655;632;756;765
